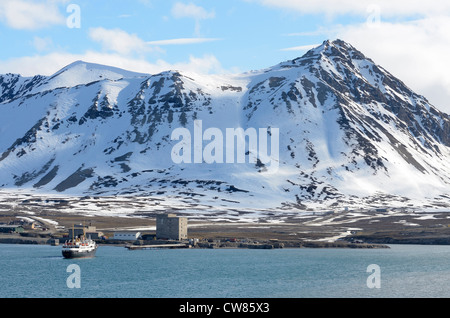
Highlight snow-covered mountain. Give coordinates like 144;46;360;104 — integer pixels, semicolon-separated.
1;39;449;212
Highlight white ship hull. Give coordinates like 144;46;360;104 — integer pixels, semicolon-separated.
62;241;97;259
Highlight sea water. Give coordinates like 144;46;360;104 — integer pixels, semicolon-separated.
1;244;450;298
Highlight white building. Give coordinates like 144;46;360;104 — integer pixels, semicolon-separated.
113;231;141;241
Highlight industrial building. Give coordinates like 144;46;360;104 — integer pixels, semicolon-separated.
0;224;24;233
68;224;101;239
156;213;188;241
113;231;141;241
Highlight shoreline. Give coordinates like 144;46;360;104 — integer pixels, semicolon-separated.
0;233;386;249
0;232;390;249
5;238;450;249
4;231;450;249
0;240;389;249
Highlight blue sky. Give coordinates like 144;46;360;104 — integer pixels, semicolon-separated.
1;0;450;113
0;0;348;73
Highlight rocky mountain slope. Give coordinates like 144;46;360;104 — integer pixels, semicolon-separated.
1;39;449;212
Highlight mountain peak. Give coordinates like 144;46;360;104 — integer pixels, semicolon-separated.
51;60;149;81
324;39;353;49
299;39;368;63
1;41;450;212
32;60;150;94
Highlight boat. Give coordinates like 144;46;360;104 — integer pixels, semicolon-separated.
62;225;97;259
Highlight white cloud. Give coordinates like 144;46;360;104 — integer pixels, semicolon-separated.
0;0;67;30
171;2;215;36
89;27;158;56
32;36;53;51
89;27;221;56
171;2;215;20
162;54;225;75
280;44;320;51
147;37;221;46
250;0;450;18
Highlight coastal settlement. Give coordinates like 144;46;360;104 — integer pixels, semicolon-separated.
0;212;388;249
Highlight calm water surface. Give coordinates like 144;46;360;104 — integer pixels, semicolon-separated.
1;244;450;298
